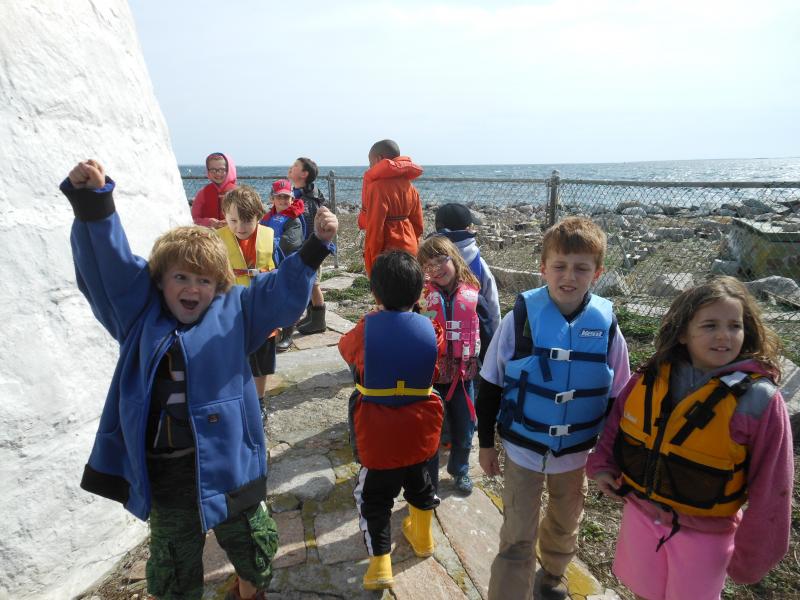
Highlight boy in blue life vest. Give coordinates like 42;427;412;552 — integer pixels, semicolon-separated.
476;217;631;600
62;159;337;600
338;251;445;591
219;185;280;406
261;178;307;351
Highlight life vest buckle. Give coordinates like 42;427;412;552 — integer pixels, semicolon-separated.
247;268;259;277
446;331;461;341
554;389;575;404
445;320;461;330
549;424;571;436
549;348;571;361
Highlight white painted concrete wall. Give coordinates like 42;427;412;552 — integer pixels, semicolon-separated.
0;3;190;598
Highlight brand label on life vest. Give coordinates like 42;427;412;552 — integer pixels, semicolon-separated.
579;328;605;338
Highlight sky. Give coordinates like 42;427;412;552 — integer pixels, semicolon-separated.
128;0;800;166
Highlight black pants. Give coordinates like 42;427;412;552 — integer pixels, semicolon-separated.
353;460;439;556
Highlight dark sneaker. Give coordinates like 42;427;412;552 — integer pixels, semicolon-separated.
534;568;568;600
453;474;473;495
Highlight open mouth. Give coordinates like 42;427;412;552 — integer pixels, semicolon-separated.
180;299;199;310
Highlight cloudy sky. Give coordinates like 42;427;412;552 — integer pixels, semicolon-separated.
128;0;800;166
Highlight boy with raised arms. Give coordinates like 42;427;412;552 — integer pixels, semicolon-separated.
61;159;337;600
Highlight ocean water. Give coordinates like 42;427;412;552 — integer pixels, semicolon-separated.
180;157;800;207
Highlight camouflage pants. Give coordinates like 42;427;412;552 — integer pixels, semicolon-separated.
146;454;278;600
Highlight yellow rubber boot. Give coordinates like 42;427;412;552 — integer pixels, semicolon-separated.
363;554;394;590
402;505;435;557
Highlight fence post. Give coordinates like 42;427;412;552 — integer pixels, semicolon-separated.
546;169;561;227
328;170;338;268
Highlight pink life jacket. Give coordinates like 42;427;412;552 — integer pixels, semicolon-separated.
423;281;480;419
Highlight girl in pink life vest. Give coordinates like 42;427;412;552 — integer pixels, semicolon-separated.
587;276;792;600
418;235;481;496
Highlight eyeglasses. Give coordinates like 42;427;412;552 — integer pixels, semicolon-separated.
208;167;227;174
423;255;452;275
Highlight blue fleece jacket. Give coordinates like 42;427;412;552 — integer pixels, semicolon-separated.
62;178;332;531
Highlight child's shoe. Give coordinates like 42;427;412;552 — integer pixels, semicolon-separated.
453;474;473;496
363;554;394;590
534;568;568;600
297;304;326;335
402;505;435;557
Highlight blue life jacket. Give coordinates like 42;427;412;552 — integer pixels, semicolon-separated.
357;311;438;406
498;287;613;454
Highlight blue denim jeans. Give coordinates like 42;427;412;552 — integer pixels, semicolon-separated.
426;379;475;491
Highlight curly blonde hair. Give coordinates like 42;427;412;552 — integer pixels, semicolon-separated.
417;235;479;288
149;226;234;293
644;276;783;382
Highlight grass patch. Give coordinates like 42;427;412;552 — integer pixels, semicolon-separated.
323;276;371;303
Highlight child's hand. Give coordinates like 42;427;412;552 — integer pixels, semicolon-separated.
68;159;105;189
594;471;625;502
314;206;338;242
479;447;502;477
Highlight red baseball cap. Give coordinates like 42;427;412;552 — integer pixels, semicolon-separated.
271;179;293;196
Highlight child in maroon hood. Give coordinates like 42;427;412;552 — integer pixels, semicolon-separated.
191;152;237;228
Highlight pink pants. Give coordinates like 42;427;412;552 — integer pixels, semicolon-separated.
613;502;736;600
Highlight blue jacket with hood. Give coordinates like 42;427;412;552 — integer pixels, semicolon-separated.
62;177;332;531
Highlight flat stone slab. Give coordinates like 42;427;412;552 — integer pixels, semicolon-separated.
320;276;357;291
269;454;335;501
315;505;414;566
393;555;466;599
268;560;387;599
436;489;502;599
267;388;350;448
273;344;348;389
325;310;356;335
292;329;342;350
315;508;367;565
273;510;306;569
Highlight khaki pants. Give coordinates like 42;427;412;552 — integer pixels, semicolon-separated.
488;457;588;600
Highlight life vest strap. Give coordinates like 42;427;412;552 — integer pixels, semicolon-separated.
533;347;607;363
515;413;604;437
669;375;752;446
533;346;607;382
356;380;433;397
503;374;610;404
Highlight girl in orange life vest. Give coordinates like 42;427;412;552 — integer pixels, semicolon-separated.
418;235;481;496
587;277;793;600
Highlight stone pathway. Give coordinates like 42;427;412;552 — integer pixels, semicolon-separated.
205;306;612;599
79;294;620;600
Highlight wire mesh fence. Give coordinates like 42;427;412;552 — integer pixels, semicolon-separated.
182;172;800;359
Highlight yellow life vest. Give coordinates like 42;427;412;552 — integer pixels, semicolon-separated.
217;226;275;287
615;363;756;517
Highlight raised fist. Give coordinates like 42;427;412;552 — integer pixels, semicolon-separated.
68;159;105;190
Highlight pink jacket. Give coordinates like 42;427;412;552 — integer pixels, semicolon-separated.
191;153;237;227
587;358;793;584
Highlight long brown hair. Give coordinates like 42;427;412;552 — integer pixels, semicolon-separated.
643;276;782;381
417;235;479;289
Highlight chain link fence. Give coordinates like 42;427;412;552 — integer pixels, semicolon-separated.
183;172;800;359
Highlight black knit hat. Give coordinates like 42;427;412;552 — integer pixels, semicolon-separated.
434;203;482;231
